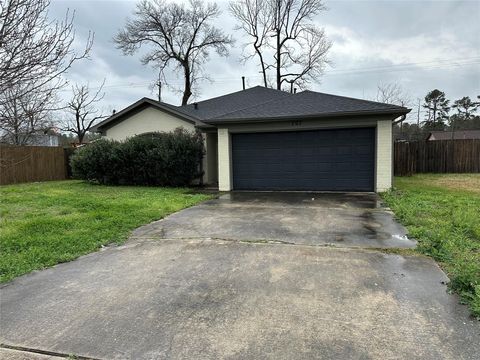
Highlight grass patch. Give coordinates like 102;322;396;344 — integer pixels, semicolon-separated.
381;174;480;318
0;181;212;283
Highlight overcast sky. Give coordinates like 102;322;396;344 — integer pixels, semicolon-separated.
51;0;480;120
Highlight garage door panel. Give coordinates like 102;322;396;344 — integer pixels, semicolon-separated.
232;128;375;191
356;145;373;155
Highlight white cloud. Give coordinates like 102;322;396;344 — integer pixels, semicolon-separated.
50;0;480;112
325;24;478;68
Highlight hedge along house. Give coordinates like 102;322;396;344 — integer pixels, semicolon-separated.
92;86;410;192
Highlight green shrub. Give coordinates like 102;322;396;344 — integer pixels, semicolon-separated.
70;129;204;186
71;139;120;184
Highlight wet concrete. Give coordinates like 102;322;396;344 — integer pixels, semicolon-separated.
133;192;415;248
2;192;476;359
1;240;478;360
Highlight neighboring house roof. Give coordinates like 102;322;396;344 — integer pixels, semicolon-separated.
93;86;410;131
427;130;480;140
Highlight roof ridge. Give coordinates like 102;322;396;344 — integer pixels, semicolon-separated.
211;91;295;119
300;90;407;109
181;86;284;108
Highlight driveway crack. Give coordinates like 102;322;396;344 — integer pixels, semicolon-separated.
0;343;102;360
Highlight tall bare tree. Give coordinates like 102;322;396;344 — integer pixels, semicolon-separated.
230;0;331;91
62;82;107;144
114;0;233;105
0;0;92;99
0;0;92;144
230;0;272;87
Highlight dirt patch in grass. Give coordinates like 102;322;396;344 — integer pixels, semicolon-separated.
425;174;480;194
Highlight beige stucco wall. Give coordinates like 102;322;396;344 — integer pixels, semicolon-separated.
375;119;393;192
104;107;195;141
217;116;394;192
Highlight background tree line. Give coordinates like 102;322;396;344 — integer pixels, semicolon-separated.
372;83;479;141
395;89;479;141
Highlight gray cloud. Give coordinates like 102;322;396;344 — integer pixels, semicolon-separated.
52;0;480;118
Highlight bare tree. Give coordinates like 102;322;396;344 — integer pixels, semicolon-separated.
230;0;272;87
0;0;93;144
375;83;411;107
230;0;331;91
374;83;412;138
62;82;107;144
0;0;93;99
114;0;233;105
0;83;56;144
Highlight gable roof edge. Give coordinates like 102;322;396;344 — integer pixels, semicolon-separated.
92;98;203;132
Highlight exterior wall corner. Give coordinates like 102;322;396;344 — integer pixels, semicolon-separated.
217;128;232;191
375;120;393;192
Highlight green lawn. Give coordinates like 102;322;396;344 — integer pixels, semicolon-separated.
381;174;480;318
0;181;212;283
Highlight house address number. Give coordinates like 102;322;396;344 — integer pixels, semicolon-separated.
291;120;302;126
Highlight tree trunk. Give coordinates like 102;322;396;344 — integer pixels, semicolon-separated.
182;63;192;105
276;28;281;90
14;126;20;145
258;50;268;88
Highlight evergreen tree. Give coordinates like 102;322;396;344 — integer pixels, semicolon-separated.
423;89;450;130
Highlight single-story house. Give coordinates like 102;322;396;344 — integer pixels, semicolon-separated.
92;86;410;192
426;130;480;141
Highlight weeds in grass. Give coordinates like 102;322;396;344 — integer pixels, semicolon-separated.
0;181;212;282
381;174;480;318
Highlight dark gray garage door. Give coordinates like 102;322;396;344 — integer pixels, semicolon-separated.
232;128;375;191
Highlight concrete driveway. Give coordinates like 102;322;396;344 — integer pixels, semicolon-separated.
132;192;415;248
1;193;478;360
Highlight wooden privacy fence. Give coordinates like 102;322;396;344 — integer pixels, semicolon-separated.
0;145;68;185
394;139;480;176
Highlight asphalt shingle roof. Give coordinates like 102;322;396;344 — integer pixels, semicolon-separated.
198;88;408;123
94;86;410;131
177;86;292;120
